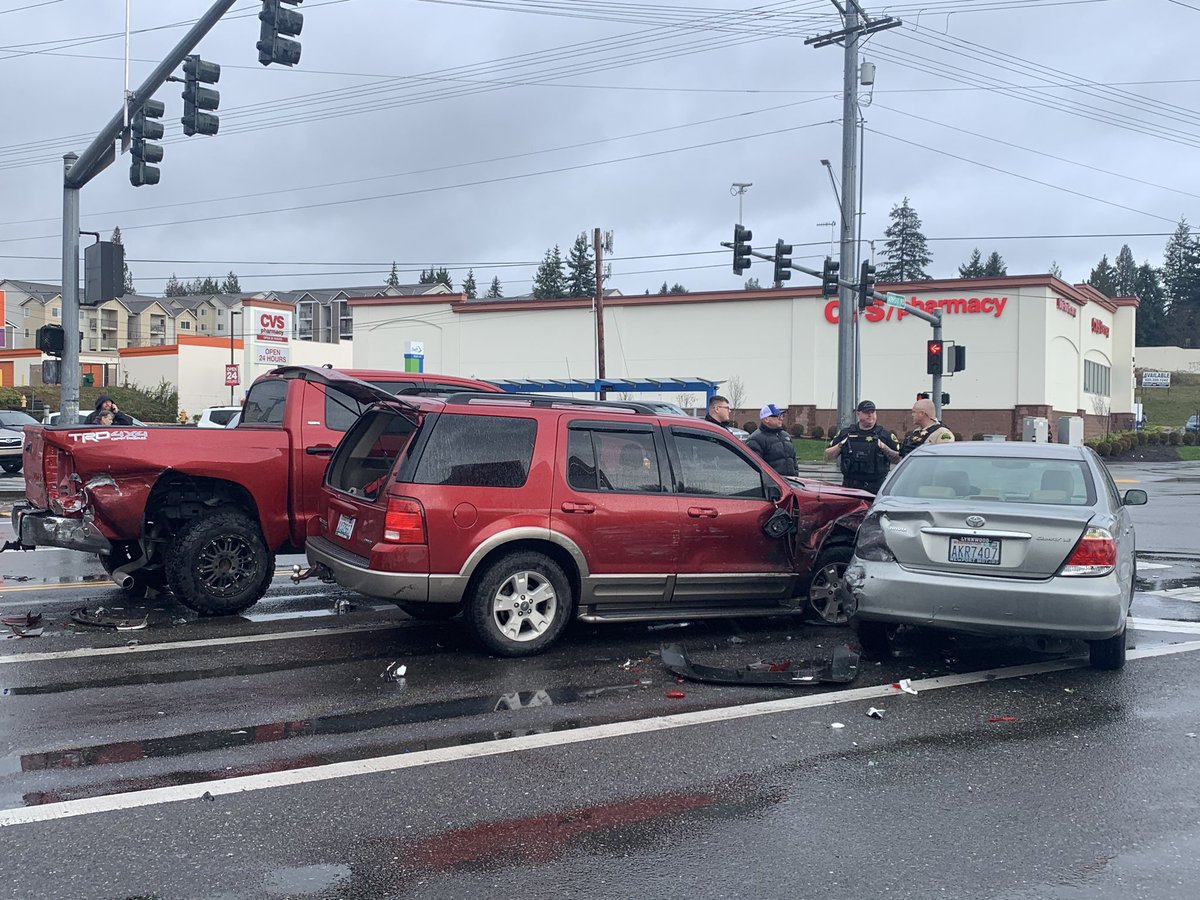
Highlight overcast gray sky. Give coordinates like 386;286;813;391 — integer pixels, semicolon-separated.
1;0;1197;299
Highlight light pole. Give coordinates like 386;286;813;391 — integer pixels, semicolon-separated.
229;310;241;405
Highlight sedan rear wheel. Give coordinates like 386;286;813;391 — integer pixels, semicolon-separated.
467;552;572;657
1088;620;1127;670
806;543;853;625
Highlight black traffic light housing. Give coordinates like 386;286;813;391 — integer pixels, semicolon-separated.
927;339;945;375
952;344;967;372
820;257;839;298
732;224;752;275
773;240;793;285
917;391;951;406
37;325;65;357
130;98;165;187
182;55;221;136
258;0;304;67
83;241;125;306
858;260;876;310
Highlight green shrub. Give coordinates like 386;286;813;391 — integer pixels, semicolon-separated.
1136;431;1147;445
1184;432;1197;446
810;425;825;440
790;423;806;438
1169;431;1182;446
1147;431;1161;445
972;432;985;442
1095;441;1110;457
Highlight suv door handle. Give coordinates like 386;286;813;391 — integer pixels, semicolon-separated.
560;501;595;514
687;506;718;518
306;446;335;456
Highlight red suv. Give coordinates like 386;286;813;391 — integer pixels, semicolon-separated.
304;389;872;656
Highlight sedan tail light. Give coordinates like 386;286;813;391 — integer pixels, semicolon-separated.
383;497;426;544
855;512;895;562
1061;526;1116;576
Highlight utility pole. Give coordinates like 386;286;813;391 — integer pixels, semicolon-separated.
59;0;237;423
806;1;899;430
593;227;606;399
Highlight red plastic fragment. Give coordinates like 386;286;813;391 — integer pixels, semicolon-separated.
665;690;686;699
988;716;1016;723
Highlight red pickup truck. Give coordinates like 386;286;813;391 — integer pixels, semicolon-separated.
9;366;500;615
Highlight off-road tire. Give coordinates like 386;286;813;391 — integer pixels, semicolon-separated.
466;551;573;657
165;510;274;616
805;542;854;625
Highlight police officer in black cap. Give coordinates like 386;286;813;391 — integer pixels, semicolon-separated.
824;400;900;494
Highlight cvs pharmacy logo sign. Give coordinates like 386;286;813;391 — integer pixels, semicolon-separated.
254;308;292;344
1091;318;1110;338
259;313;285;330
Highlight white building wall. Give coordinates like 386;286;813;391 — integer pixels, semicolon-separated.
1134;346;1200;374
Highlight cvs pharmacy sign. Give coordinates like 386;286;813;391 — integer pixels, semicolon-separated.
1090;318;1110;338
255;309;292;344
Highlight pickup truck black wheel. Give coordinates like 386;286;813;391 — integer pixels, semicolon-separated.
1;461;21;474
805;543;854;625
166;511;274;616
466;552;573;657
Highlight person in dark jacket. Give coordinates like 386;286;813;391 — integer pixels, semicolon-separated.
826;399;900;493
703;394;733;430
84;395;133;426
746;403;798;476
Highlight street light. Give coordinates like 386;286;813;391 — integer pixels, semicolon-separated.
730;181;752;225
229;310;241;405
819;159;841;212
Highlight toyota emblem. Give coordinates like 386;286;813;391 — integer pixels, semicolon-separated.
965;515;986;528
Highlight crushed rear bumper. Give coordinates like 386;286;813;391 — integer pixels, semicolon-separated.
9;502;112;555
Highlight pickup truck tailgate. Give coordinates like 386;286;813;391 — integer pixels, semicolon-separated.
21;426;51;509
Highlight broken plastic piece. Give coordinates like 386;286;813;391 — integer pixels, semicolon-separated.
381;661;407;681
1;612;42;628
891;679;918;695
333;598;352;615
866;707;885;719
988;716;1016;723
11;625;43;638
830;722;845;729
665;689;686;699
70;606;148;631
659;642;860;687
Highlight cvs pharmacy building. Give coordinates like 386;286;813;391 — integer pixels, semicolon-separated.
348;274;1136;440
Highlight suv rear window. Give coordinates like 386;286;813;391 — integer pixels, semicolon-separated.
327;410;417;498
413;414;536;488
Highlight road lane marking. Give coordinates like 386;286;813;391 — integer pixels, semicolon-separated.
4;635;1200;827
1137;562;1171;570
0;622;400;664
1114;479;1138;484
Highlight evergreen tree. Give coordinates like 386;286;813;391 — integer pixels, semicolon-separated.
164;273;187;297
660;281;669;294
878;197;932;282
220;271;240;294
187;276;221;295
532;245;566;299
1162;218;1200;347
958;248;985;278
386;262;400;288
419;267;437;284
486;276;503;299
1049;260;1063;279
111;227;135;295
1134;262;1170;347
1088;254;1117;297
462;268;477;299
744;276;761;290
983;251;1007;276
668;283;688;294
1113;244;1137;296
565;232;595;298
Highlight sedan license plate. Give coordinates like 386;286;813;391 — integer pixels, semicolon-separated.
335;514;356;540
949;535;1001;565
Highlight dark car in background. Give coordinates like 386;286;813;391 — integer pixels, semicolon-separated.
1187;415;1199;433
843;442;1146;670
0;410;39;474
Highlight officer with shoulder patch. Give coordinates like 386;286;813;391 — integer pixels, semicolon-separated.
900;396;956;457
824;400;900;494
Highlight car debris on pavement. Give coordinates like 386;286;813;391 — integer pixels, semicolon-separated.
69;606;149;631
659;642;860;687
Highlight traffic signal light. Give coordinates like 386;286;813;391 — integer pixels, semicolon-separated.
129;98;164;187
916;390;950;406
821;257;839;298
258;0;304;67
732;224;753;275
36;325;65;357
773;240;793;285
952;344;967;372
858;260;876;310
83;241;125;306
927;339;945;375
182;55;221;136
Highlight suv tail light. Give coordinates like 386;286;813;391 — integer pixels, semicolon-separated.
384;497;426;544
1061;526;1116;576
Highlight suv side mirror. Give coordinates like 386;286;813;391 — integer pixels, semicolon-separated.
762;507;796;539
1122;488;1148;506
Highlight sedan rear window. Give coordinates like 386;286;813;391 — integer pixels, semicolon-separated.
885;456;1096;506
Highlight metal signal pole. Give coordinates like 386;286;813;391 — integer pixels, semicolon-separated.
594;227;606;398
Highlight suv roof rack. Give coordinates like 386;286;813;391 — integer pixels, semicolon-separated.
441;392;661;415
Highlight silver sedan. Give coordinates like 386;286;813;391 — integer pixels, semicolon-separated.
842;441;1147;670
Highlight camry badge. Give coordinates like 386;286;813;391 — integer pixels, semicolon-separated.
965;515;985;528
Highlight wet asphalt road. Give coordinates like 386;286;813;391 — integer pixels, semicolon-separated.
1;463;1199;899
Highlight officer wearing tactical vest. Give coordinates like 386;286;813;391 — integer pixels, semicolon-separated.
824;400;900;494
900;396;956;457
